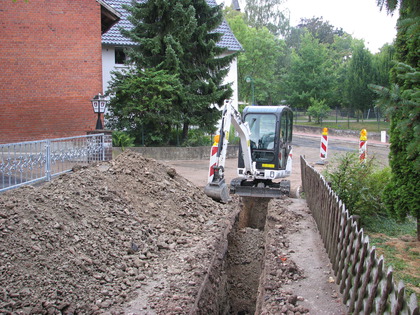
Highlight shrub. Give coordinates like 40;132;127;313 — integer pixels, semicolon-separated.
112;131;135;151
307;98;330;124
183;129;211;147
323;153;390;220
357;167;391;215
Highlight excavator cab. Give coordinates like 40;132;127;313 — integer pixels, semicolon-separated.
232;106;293;198
238;106;293;173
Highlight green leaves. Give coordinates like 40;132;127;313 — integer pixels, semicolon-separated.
225;9;285;105
324;153;391;220
112;0;234;144
284;32;334;109
306;98;330;124
106;68;181;145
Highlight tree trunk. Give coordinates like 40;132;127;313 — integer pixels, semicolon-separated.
182;122;189;143
417;215;419;241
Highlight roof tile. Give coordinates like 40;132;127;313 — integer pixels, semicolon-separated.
101;0;243;51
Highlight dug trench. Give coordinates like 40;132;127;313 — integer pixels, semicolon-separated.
192;197;318;315
0;150;345;314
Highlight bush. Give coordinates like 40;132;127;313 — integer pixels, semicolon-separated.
358;167;391;215
182;129;211;147
112;131;135;151
323;153;391;220
307;98;330;124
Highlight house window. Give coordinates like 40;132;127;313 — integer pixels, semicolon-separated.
115;47;126;65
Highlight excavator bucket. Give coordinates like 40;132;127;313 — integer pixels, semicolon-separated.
204;179;230;203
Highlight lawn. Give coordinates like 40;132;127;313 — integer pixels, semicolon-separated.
362;215;419;301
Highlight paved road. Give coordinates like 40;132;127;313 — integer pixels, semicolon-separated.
292;133;389;167
166;134;390;192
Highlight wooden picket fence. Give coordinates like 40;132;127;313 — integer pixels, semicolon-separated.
300;156;419;314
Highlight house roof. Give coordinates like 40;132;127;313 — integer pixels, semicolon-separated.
98;0;121;34
101;0;243;52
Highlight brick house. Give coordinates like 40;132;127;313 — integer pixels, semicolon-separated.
0;0;119;144
101;0;243;106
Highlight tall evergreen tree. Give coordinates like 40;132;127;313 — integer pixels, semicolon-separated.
120;0;235;141
373;0;420;239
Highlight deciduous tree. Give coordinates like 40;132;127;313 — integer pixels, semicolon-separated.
283;32;334;110
225;8;286;105
345;43;375;121
244;0;289;36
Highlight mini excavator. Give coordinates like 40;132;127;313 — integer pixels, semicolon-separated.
204;99;293;203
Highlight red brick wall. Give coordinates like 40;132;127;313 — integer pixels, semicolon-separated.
0;0;103;143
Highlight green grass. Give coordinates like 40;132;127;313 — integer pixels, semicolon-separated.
363;215;417;237
364;216;419;300
295;120;390;133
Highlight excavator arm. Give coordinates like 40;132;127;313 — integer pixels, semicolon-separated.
205;100;255;203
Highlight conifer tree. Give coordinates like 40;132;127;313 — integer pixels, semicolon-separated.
372;0;420;240
121;0;235;141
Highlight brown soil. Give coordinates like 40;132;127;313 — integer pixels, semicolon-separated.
0;137;389;314
0;151;235;314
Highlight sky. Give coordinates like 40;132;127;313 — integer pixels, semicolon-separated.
218;0;399;53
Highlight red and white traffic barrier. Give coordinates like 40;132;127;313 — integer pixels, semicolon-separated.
208;134;220;182
320;127;328;160
359;129;367;162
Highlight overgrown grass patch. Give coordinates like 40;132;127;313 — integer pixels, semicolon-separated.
363;215;417;237
365;216;419;299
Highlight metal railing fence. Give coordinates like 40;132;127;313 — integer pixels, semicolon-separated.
0;134;110;192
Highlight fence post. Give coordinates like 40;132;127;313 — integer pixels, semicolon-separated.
45;140;51;181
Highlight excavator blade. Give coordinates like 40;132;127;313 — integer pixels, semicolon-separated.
204;179;230;203
230;178;290;198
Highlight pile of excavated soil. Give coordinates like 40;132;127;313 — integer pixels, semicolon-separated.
0;150;235;314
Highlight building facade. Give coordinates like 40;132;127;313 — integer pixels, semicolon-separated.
0;0;118;143
101;0;242;107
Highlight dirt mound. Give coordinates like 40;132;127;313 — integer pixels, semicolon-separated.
0;150;234;314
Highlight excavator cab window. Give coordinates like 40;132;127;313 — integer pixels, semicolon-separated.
238;105;293;171
244;114;277;163
279;110;293;169
280;110;293;143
